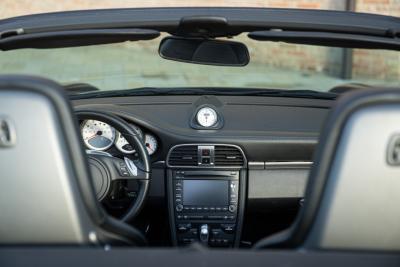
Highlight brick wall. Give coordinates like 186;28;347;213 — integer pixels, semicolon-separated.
1;0;399;82
353;0;400;81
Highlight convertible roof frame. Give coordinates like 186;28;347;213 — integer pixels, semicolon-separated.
0;7;399;38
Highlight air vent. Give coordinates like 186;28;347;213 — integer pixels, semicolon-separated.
214;145;244;166
168;145;198;166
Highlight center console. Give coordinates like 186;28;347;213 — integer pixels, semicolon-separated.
167;144;247;248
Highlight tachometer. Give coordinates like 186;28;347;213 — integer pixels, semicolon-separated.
81;120;116;151
115;124;143;154
144;134;158;155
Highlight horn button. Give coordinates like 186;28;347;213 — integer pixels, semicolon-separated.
88;156;111;201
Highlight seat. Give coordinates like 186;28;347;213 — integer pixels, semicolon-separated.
0;75;146;246
255;88;400;251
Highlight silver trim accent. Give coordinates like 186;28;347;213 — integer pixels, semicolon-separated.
124;157;138;176
265;161;313;169
198;145;215;166
86;150;113;157
0;116;17;148
248;161;265;170
166;143;247;169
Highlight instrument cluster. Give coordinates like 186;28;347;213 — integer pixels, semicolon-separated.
80;119;158;155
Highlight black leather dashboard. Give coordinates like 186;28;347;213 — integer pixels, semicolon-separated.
73;94;333;204
73;94;332;162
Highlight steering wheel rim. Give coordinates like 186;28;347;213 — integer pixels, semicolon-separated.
75;110;151;222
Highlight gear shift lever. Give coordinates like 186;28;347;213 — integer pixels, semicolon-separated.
199;224;209;243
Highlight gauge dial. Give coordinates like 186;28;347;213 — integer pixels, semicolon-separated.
115;132;135;154
115;124;143;154
196;107;218;127
81;120;116;151
144;134;158;155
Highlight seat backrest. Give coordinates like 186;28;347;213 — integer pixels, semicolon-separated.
255;89;400;251
0;76;104;245
303;89;400;251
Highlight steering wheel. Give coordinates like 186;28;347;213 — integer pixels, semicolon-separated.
76;110;151;222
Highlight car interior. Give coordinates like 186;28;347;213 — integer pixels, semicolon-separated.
0;7;400;267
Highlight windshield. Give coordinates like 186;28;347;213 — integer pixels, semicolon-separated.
0;34;399;93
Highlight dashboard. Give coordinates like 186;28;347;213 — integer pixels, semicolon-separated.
73;93;334;246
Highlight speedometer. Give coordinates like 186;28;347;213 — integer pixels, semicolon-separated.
81;120;116;151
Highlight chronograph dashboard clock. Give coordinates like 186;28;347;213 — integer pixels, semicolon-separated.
196;107;218;127
191;105;223;129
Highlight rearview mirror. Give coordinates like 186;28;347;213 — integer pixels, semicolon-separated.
159;37;249;66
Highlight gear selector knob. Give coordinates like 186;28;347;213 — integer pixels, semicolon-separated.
199;224;209;243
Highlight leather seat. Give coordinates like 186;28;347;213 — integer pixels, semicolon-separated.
0;75;146;246
255;88;400;251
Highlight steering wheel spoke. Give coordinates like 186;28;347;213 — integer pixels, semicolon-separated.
88;153;149;181
113;157;150;181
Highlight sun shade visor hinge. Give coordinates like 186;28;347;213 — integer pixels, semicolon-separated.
0;28;24;40
0;28;160;51
248;30;400;51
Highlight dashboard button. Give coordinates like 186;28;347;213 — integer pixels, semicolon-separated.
176;204;183;212
202;158;210;164
202;149;210;156
177;223;191;233
228;205;236;213
221;224;235;234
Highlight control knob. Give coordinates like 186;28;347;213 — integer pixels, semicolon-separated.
228;205;236;213
176;204;183;212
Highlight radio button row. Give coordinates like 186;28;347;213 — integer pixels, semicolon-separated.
177;215;205;220
180;206;231;212
207;215;223;220
177;214;236;221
